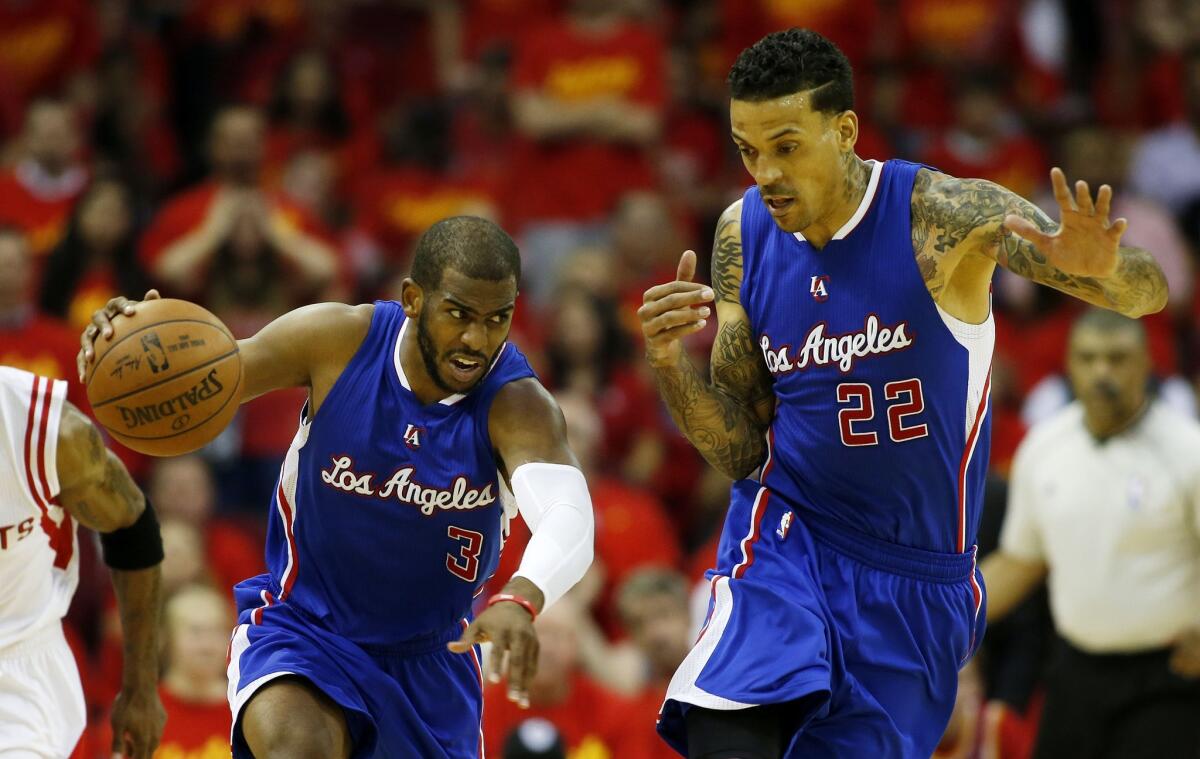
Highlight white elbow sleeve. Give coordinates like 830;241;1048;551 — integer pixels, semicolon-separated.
511;462;594;609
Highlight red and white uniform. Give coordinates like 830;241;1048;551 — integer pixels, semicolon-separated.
0;366;84;758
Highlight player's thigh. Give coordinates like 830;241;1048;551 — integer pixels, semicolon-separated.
240;675;353;759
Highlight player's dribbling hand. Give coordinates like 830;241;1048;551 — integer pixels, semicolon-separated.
77;290;161;382
449;599;540;709
638;250;714;369
109;685;166;759
1002;167;1126;279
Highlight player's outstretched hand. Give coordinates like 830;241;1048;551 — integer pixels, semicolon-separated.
638;250;714;369
1002;167;1126;280
449;599;539;709
77;289;161;382
109;685;166;759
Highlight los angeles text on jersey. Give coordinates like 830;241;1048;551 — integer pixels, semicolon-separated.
320;455;497;515
759;314;915;376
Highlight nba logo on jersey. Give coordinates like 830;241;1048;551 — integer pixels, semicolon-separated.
776;510;793;540
403;424;423;450
809;276;830;302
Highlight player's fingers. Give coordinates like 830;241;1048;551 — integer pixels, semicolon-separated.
80;323;100;376
641;280;711;305
676;250;697;282
90;306;117;340
446;622;483;653
1108;217;1128;241
1075;180;1095;215
645;308;709;337
649;320;709;345
1049;167;1073;211
637;290;713;322
143;289;160;302
507;630;537;708
1095;184;1113;221
489;633;510;684
1002;215;1051;248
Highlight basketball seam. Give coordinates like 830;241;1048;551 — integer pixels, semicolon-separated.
90;346;240;408
105;368;244;441
87;316;236;383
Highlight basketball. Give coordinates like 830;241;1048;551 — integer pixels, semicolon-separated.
85;299;244;457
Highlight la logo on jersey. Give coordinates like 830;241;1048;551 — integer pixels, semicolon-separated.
809;275;830;302
403;424;424;450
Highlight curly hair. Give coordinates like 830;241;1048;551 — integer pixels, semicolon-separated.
728;28;854;112
411;216;520;291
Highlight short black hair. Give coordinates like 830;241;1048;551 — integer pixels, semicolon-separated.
728;28;854;113
1070;307;1147;346
411;216;520;291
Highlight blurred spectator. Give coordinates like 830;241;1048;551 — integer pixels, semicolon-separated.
138;105;339;304
1128;49;1200;215
921;69;1047;200
38;177;147;333
615;568;694;758
509;0;666;302
94;584;233;759
933;659;1035;759
482;599;652;757
0;99;87;271
0;0;98;138
148;455;262;595
0;225;86;408
502;717;567;759
984;309;1200;759
263;49;353;189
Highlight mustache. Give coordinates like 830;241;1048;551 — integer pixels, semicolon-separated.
761;185;797;197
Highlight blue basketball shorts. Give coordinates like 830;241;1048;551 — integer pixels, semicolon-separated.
226;574;485;759
657;480;986;758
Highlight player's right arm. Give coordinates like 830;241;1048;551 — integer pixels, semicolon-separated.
56;402;166;759
638;199;776;480
77;291;373;415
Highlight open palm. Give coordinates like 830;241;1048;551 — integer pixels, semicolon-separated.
1003;167;1127;279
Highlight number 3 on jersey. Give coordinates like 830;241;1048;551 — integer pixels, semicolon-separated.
837;379;929;447
446;526;484;582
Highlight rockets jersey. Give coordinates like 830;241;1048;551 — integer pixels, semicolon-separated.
0;367;78;648
740;159;994;554
254;301;536;646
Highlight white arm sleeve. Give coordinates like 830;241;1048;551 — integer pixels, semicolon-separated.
510;462;594;609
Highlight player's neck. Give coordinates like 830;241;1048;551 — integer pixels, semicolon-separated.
399;325;452;405
801;154;871;249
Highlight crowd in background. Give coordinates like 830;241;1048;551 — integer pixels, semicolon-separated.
1;0;1200;756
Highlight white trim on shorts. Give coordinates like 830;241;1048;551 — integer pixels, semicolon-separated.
662;576;755;712
226;622;295;739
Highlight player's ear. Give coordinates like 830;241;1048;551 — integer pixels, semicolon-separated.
399;278;423;317
836;109;858;152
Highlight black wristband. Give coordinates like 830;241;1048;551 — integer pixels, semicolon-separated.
99;497;164;570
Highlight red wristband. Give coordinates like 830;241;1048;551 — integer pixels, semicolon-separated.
486;593;538;621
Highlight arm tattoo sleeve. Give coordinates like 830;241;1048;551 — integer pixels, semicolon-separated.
651;204;775;480
911;171;1168;315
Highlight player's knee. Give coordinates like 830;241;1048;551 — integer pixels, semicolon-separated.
241;679;352;759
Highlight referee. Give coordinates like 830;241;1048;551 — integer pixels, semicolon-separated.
983;308;1200;759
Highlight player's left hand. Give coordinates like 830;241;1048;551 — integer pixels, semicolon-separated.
109;685;166;759
1169;627;1200;679
1002;167;1127;279
449;600;539;709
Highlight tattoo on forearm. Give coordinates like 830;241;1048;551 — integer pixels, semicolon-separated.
652;210;774;479
911;170;1167;313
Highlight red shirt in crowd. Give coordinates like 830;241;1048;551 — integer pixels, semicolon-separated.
483;673;657;758
91;687;231;759
509;17;666;226
0;0;98;136
0;311;88;411
0;165;87;261
921;135;1047;204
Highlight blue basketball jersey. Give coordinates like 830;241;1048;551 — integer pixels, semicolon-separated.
253;300;536;646
740;159;994;554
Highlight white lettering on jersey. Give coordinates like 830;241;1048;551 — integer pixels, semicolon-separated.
320;455;496;516
760;314;914;375
403;424;423;449
809;275;830;302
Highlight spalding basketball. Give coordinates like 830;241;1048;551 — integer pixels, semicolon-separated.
86;299;243;457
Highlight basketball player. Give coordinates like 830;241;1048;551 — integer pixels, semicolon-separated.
0;366;164;758
79;216;595;758
638;29;1168;759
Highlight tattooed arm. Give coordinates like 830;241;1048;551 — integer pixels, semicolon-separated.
911;168;1168;318
56;403;165;759
639;200;776;479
